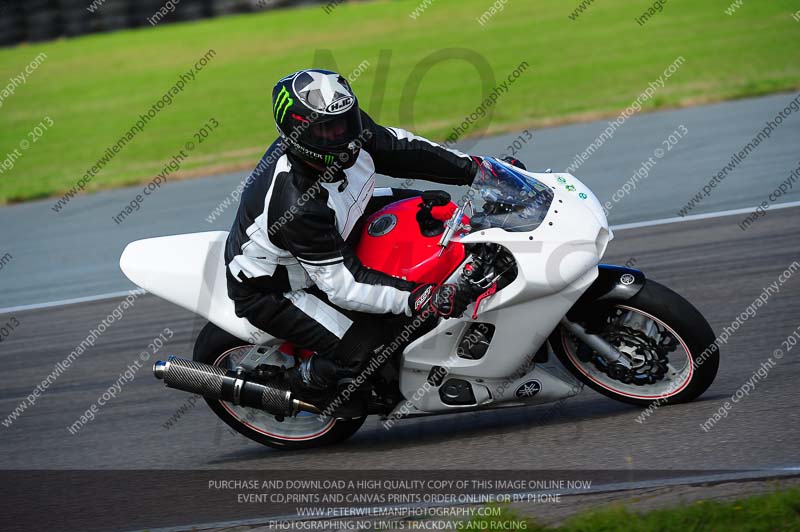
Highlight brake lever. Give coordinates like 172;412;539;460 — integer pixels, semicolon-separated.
466;262;512;319
472;283;497;320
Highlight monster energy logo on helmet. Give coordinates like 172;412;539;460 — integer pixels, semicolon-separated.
274;86;293;123
324;154;335;165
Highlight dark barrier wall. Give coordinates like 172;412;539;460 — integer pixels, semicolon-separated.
0;0;327;46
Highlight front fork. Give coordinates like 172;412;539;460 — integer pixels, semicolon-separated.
560;263;648;369
560;317;632;369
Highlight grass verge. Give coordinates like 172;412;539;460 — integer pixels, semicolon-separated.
1;0;799;203
455;488;800;531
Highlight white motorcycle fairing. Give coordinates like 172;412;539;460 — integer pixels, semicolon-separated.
395;161;611;415
119;231;274;346
119;158;610;418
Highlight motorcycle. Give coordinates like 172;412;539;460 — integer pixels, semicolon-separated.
120;157;719;449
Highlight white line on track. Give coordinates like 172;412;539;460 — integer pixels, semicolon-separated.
0;289;145;314
611;199;800;231
3;201;799;315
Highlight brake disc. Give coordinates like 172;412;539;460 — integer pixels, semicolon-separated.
591;325;672;385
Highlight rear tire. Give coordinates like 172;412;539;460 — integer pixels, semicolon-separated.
551;280;719;407
193;322;365;450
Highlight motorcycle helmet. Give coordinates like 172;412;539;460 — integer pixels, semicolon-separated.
272;69;364;169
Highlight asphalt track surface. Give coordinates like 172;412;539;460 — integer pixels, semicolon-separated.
1;95;800;530
1;207;799;531
3;205;799;469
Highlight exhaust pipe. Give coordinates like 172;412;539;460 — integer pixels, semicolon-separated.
152;356;321;416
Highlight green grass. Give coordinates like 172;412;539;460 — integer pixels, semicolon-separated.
1;0;799;203
456;488;800;531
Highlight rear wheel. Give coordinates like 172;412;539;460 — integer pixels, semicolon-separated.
551;280;719;407
193;322;365;450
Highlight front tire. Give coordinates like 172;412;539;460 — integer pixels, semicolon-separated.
193;322;365;450
551;280;719;407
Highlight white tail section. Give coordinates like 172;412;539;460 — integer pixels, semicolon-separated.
119;231;273;344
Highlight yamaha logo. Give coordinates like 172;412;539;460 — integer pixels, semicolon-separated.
620;273;636;286
515;380;542;399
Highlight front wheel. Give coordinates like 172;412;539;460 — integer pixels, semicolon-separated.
551;279;719;407
193;322;365;450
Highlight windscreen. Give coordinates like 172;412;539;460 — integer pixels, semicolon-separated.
468;158;554;232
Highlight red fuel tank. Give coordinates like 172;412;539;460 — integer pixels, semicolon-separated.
355;197;467;285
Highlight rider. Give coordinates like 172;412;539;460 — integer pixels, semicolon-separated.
225;69;480;411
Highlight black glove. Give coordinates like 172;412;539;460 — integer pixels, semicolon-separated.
500;155;527;170
409;283;472;319
470;156;486;185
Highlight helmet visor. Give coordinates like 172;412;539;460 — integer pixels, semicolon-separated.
300;110;363;151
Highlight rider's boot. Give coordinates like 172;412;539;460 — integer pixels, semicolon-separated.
284;357;335;402
328;378;370;419
286;358;369;418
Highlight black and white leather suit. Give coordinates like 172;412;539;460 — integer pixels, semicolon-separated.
225;111;478;374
